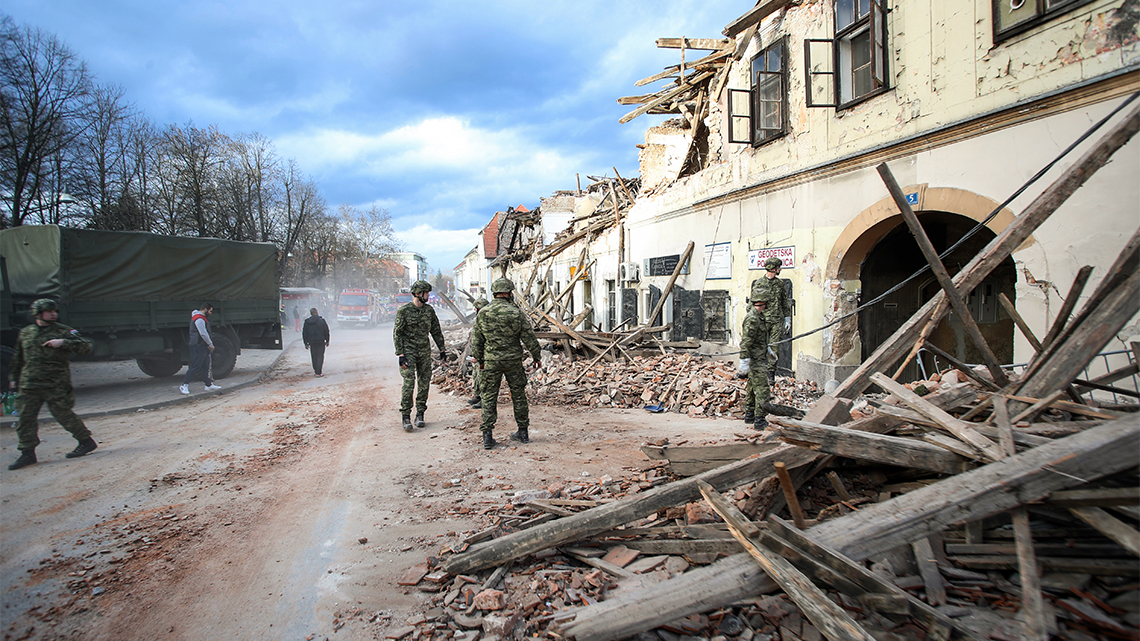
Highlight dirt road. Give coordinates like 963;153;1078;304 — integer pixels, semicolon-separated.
1;319;738;640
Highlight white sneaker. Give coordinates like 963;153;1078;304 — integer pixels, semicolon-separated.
179;384;190;395
204;384;222;391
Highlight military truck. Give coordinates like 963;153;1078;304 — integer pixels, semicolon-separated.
1;225;282;385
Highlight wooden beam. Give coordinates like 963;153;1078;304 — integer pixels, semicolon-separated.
870;373;1005;462
646;240;695;327
1045;487;1140;507
912;537;947;606
996;396;1052;641
878;163;1010;386
656;37;730;50
619;71;714;124
835;103;1140;399
1038;265;1094;354
557;415;1140;641
723;0;793;37
769;418;972;474
1067;506;1140;556
697;481;877;641
442;441;821;574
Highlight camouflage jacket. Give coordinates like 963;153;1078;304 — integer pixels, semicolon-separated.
10;322;93;389
740;307;771;361
393;303;445;356
750;276;789;323
471;298;541;365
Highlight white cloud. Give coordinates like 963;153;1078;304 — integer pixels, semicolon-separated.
394;223;483;273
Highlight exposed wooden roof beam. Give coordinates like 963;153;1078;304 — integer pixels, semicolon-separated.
656;37;730;50
723;0;793;38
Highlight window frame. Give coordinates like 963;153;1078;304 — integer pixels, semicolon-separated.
805;0;890;110
727;36;789;147
991;0;1098;43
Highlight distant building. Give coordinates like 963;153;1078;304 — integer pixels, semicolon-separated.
387;252;429;288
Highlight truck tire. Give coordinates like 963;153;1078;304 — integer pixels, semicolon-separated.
210;334;238;379
136;355;183;377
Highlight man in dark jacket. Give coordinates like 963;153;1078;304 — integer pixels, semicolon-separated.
302;308;331;377
7;298;98;470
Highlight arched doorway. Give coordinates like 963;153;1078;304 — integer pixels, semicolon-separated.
858;211;1016;381
826;186;1022;381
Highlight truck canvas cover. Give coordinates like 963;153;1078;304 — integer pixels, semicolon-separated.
1;226;278;302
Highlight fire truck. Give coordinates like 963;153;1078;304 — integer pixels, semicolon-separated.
337;288;381;327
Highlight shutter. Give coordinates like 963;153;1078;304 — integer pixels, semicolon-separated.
727;88;753;144
804;38;838;108
869;0;888;91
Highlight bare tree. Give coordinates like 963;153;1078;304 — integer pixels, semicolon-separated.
0;15;93;227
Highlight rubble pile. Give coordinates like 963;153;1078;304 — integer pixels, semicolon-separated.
435;350;822;417
387;373;1139;640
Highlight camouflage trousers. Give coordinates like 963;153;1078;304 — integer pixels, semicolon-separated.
743;363;771;416
400;351;433;414
15;385;92;451
766;322;784;372
479;361;529;433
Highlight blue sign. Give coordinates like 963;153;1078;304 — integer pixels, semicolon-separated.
905;192;919;205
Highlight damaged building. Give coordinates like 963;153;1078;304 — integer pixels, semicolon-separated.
459;0;1139;390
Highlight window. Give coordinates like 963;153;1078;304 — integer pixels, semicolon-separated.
805;0;888;109
993;0;1096;42
728;38;788;146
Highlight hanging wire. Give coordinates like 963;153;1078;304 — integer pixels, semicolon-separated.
772;89;1140;348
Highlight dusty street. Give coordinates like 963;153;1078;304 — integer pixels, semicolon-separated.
1;317;742;641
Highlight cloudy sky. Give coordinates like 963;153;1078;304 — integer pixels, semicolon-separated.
4;0;748;275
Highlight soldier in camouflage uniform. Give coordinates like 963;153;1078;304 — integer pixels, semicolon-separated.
740;291;773;429
471;278;542;450
7;299;99;470
465;298;490;409
749;257;790;380
394;280;449;431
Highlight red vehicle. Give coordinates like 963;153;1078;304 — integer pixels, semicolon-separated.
337;288;381;327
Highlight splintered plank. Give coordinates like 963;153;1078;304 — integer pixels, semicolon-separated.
870;373;1004;462
640;442;780;477
769;418;972;474
697;481;877;641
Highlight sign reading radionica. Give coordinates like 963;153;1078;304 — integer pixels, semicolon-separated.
748;245;795;270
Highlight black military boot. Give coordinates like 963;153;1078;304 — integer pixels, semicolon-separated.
466;396;480;405
414;411;425;428
471;399;482;409
8;449;36;470
509;427;529;444
482;430;496;450
402;414;413;432
66;437;98;458
743;411;754;425
753;416;769;430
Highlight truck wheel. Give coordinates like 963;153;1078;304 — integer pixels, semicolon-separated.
136;355;183;377
210;334;238;379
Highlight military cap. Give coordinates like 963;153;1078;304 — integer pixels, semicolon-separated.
31;298;59;315
491;278;516;294
763;257;783;271
410;280;433;294
473;297;490;309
